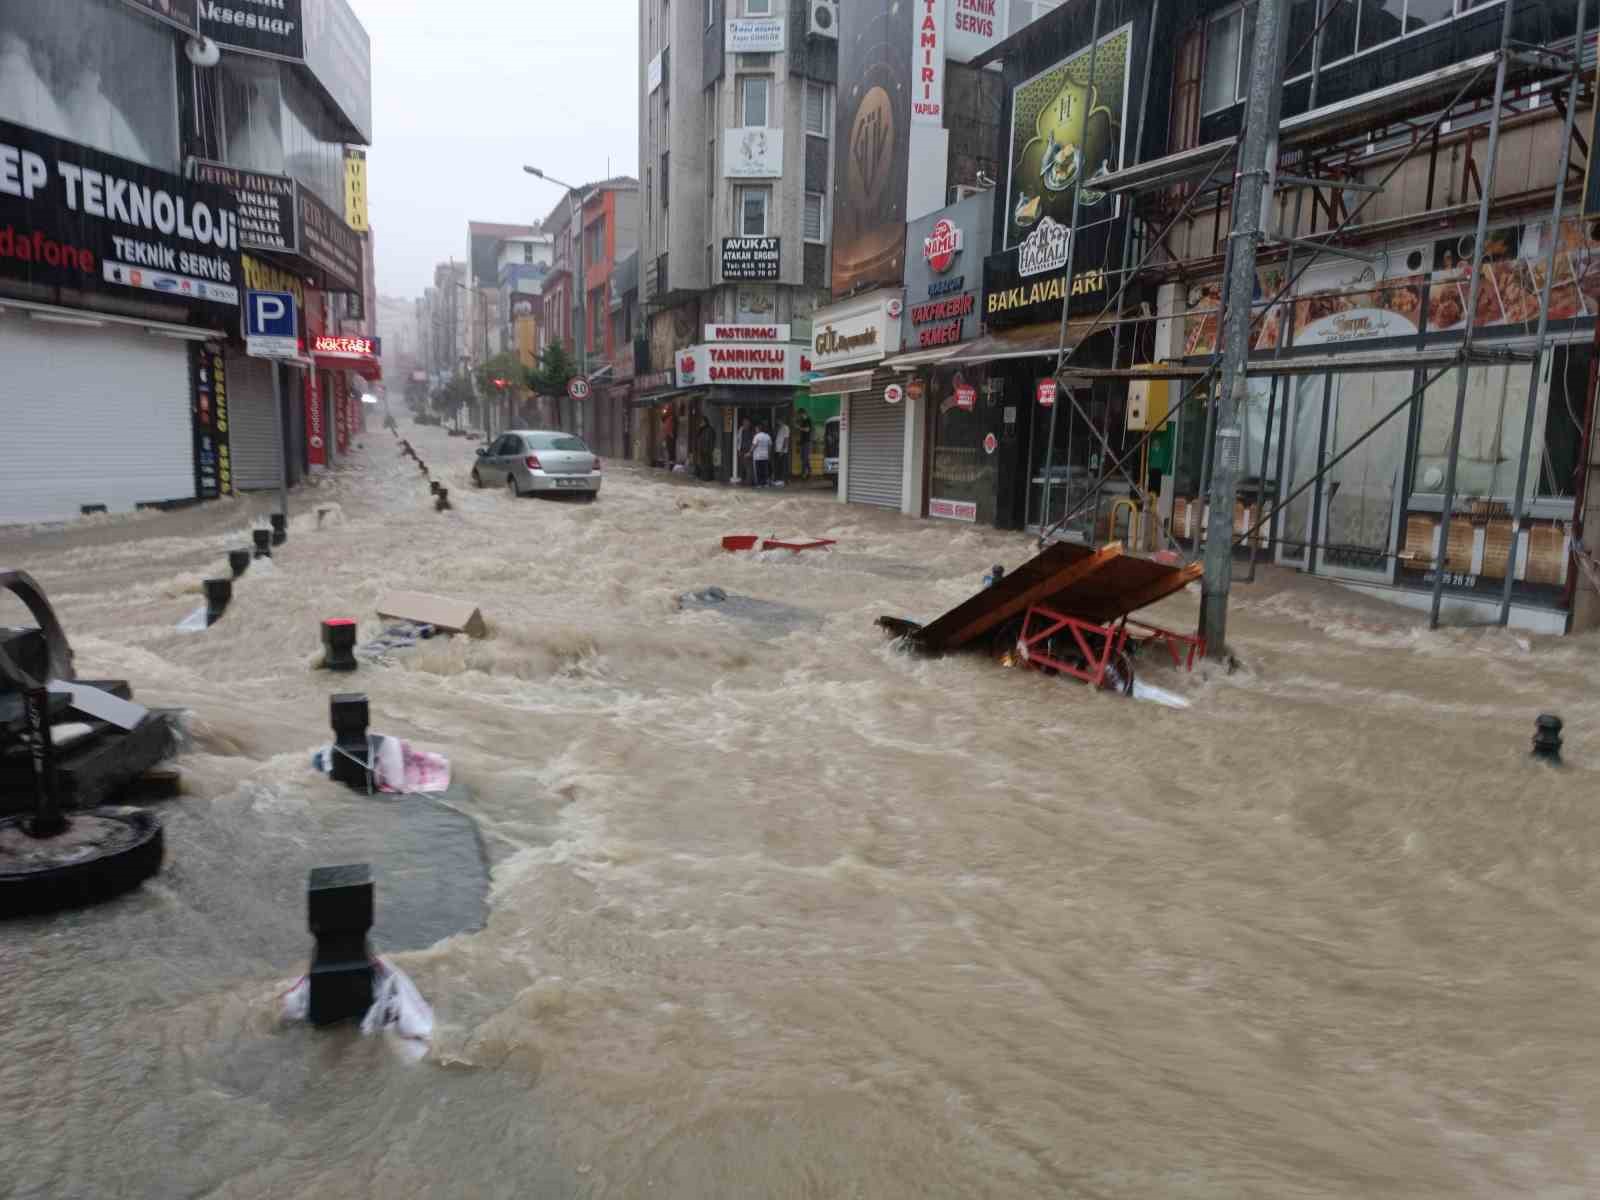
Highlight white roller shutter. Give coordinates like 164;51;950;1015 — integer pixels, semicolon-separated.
0;315;194;524
227;351;283;491
846;384;906;509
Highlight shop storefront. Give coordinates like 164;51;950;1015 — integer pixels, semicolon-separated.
676;325;809;483
809;290;913;510
1174;215;1597;633
0;118;242;522
890;195;994;523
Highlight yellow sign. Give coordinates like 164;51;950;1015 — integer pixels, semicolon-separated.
343;147;369;233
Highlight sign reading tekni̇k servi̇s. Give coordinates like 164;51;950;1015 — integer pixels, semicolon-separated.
0;118;242;310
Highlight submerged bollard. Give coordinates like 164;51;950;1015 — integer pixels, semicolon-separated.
203;578;232;625
328;692;371;790
321;619;358;671
429;481;441;495
306;864;375;1026
252;529;272;559
228;548;251;578
1532;714;1564;764
270;513;288;546
434;487;450;512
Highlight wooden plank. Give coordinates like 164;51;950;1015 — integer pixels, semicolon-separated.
1106;562;1202;620
925;544;1124;651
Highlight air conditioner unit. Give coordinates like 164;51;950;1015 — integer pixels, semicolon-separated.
809;0;839;39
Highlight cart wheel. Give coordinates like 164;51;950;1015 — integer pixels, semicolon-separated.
1102;649;1135;696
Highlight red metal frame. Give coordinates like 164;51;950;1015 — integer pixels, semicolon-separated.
1016;605;1129;689
1016;605;1205;688
1121;617;1206;670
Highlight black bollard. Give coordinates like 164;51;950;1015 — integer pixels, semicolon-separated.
203;578;232;625
1532;714;1563;764
434;487;450;512
328;692;372;790
429;480;441;495
306;864;375;1026
228;548;251;578
252;528;272;559
270;513;288;546
321;619;358;671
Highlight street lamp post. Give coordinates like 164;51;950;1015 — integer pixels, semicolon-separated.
523;166;589;426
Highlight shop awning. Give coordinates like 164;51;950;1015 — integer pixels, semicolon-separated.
881;344;963;371
312;334;382;380
804;369;875;396
628;386;701;408
944;320;1111;367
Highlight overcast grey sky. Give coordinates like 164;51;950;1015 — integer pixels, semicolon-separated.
348;0;638;299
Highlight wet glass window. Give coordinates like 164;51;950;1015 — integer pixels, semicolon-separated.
220;58;285;176
1201;7;1245;113
1320;0;1359;63
1285;0;1319;77
1539;344;1588;499
529;434;589;451
0;0;179;170
1406;0;1456;32
1358;0;1405;52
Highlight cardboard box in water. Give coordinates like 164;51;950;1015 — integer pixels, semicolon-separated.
374;591;488;638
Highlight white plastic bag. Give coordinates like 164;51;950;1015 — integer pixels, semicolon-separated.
362;958;435;1042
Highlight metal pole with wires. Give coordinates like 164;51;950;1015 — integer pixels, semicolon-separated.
1042;0;1104;536
1429;0;1518;629
1499;0;1586;626
1200;0;1290;659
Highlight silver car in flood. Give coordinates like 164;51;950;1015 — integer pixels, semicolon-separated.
473;430;602;498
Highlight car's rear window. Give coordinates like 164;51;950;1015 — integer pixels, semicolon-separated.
528;434;589;451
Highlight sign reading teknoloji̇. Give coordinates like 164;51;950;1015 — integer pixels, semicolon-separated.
0;118;242;310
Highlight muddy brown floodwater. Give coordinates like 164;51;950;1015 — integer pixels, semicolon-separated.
1;424;1597;1199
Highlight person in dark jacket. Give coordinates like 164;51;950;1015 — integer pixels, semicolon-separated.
695;416;716;480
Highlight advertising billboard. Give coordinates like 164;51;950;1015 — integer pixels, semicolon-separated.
1002;23;1132;251
829;0;914;297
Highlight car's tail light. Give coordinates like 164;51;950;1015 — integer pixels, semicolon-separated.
594;458;603;471
525;454;542;470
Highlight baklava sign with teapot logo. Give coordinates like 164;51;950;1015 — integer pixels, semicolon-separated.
1003;24;1131;251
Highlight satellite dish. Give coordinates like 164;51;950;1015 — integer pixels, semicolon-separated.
185;37;221;68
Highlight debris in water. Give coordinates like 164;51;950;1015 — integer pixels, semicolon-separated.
375;590;487;638
677;587;822;637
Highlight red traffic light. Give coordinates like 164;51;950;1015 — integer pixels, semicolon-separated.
492;377;508;391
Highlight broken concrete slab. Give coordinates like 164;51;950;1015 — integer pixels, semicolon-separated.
374;591;488;638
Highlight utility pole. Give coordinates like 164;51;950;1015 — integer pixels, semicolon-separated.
1200;0;1289;660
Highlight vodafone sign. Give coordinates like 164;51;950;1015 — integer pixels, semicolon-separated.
923;219;963;273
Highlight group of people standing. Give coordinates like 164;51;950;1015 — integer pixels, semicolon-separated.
687;408;814;487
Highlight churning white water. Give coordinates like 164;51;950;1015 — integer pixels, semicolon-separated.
1;424;1596;1199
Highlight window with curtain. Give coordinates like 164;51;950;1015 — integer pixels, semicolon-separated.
804;192;825;242
805;83;829;136
741;76;770;127
737;186;769;236
0;0;179;170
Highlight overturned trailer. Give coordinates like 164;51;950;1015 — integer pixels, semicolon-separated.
879;542;1203;692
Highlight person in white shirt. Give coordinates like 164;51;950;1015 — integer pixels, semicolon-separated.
773;419;790;486
750;423;773;487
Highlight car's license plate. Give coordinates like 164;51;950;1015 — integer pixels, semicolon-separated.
555;478;584;488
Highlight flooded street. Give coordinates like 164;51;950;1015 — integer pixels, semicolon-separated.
2;424;1597;1199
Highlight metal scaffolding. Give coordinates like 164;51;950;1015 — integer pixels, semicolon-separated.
1041;0;1592;631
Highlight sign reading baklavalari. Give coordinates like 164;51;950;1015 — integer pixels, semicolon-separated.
0;118;241;310
1003;24;1132;250
722;236;780;281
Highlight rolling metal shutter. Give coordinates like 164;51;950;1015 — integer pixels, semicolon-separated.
226;351;283;491
0;314;193;524
846;381;905;509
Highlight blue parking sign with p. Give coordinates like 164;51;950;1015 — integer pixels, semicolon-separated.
245;290;297;339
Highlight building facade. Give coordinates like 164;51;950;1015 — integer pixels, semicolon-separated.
0;0;373;522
